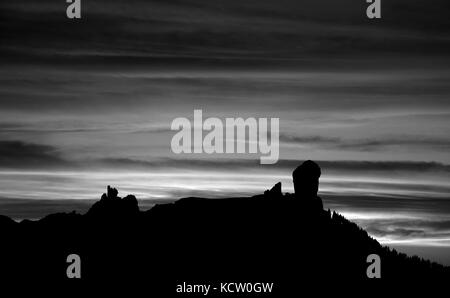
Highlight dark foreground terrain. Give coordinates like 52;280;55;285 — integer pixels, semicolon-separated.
0;161;448;294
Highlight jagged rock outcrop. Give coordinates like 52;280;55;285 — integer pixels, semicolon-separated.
264;182;282;198
86;185;139;219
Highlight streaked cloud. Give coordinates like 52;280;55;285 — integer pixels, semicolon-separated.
0;140;69;168
2;0;450;67
281;133;450;151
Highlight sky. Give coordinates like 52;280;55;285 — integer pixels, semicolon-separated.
0;0;449;264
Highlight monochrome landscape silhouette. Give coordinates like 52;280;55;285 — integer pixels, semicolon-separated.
0;160;448;293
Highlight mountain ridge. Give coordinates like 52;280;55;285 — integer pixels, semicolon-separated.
0;161;448;293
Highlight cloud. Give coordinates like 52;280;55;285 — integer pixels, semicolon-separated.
97;157;450;175
280;134;340;145
0;124;102;134
323;194;450;215
336;138;450;152
0;140;69;168
1;68;449;115
1;136;449;175
353;217;450;243
0;121;171;134
318;160;450;173
1;0;449;67
280;133;450;152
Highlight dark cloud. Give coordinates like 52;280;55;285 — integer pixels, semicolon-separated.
1;137;449;174
0;124;103;134
281;133;450;152
1;69;449;114
0;123;26;131
98;157;450;174
0;121;170;134
336;138;450;151
1;0;449;67
280;134;341;145
0;140;69;168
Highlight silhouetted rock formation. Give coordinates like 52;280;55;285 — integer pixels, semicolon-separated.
293;160;323;212
0;161;448;293
86;185;139;220
264;181;282;198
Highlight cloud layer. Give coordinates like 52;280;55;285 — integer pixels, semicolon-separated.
1;0;450;66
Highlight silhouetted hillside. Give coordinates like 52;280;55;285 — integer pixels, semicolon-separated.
0;161;448;293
